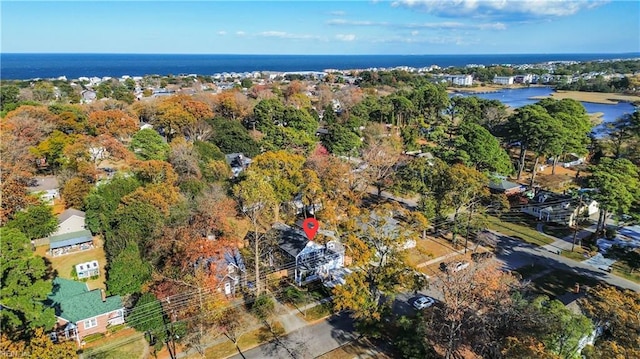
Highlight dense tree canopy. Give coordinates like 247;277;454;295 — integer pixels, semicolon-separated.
0;228;55;332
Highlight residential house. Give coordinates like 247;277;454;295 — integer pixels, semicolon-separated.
47;278;124;345
53;208;86;236
272;223;345;286
514;74;534;84
493;75;515;85
488;177;525;196
520;190;598;227
193;249;247;296
225;153;252;178
218;250;247;296
27;176;60;205
443;74;473;86
75;260;100;279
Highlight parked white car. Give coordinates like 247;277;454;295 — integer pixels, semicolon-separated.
452;261;470;272
412;296;435;310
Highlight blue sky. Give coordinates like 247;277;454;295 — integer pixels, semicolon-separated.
2;0;639;54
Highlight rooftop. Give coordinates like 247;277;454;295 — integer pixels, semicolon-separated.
47;278;122;323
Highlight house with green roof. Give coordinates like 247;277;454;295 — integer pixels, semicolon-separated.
46;278;124;345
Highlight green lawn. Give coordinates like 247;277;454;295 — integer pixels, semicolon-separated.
36;236;107;290
611;262;640;284
529;269;601;300
298;302;334;322
485;215;555;246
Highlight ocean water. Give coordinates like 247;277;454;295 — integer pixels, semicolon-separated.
1;53;639;80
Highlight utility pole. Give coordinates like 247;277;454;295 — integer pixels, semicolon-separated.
571;195;586;252
464;201;476;254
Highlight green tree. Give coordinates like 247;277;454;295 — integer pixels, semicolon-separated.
128;292;167;351
538;98;592;174
106;244;152;296
532;296;594;359
454;121;513;175
588;158;640;233
249;150;306;222
208;117;260;157
130;128;170;161
5;203;58;240
0;84;20;110
506;104;557;180
0;228;56;333
84;175;141;235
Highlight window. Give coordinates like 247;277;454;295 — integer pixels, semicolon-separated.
84;318;97;329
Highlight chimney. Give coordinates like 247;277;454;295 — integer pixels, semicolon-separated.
101;289;106;302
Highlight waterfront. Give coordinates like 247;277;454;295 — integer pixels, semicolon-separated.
456;87;637;133
2;53;638;80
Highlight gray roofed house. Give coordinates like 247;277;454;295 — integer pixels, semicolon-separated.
225;153;252;177
488;178;524;196
53;208;87;236
270;223;345;286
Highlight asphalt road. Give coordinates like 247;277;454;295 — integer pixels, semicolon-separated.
228;228;639;359
491;230;640;291
228;312;356;359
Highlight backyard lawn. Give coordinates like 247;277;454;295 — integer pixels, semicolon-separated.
36;236;107;290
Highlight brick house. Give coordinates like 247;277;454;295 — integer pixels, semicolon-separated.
47;278;124;345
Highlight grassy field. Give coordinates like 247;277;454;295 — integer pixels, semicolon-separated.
36;236;107;290
405;234;464;268
82;329;146;359
539;90;640;105
485;215;555;246
201;322;285;359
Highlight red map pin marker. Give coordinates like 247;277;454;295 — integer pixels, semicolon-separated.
302;218;319;241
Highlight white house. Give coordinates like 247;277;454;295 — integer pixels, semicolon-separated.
272;223;345;286
75;260;100;279
493;75;514;85
444;74;473;86
521;191;598;227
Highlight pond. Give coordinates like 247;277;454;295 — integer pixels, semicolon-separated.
454;87;637;136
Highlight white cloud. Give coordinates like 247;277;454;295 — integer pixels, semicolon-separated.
327;19;388;26
236;31;246;36
411;30;419;36
390;0;608;19
336;34;357;41
258;31;320;40
330;10;346;16
329;17;505;31
217;31;227;36
406;21;506;30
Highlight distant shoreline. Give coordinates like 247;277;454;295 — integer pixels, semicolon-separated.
2;53;639;81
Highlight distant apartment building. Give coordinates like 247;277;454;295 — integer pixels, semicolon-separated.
443;74;473;86
514;74;534;84
493;75;515;85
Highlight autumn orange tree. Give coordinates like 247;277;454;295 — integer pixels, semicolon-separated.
332;203;416;336
580;285;640;358
88;109;139;140
361;124;403;197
